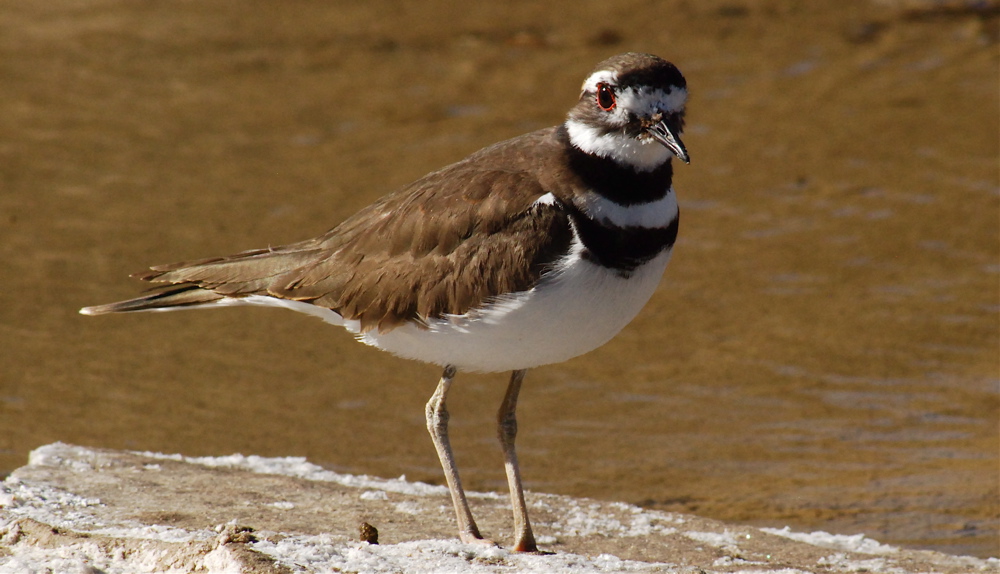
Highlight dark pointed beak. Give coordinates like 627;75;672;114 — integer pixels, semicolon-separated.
646;115;689;164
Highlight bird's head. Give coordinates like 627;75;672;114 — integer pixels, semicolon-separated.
567;53;689;172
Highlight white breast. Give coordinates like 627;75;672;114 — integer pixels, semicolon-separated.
573;186;678;228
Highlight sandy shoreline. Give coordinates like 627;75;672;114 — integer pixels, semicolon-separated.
1;443;995;573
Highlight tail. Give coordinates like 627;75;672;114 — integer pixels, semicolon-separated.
79;285;225;315
79;243;327;316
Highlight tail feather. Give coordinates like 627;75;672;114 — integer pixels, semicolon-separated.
81;244;330;316
79;285;224;315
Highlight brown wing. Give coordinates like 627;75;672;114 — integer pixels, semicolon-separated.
112;149;572;333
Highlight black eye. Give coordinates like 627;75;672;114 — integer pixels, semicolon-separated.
596;82;616;111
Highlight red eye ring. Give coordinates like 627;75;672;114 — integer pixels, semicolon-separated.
596;82;616;111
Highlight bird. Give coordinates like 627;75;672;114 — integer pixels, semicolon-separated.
81;52;689;552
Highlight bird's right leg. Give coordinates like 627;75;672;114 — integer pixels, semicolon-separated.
425;365;492;545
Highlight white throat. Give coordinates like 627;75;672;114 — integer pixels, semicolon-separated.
566;119;671;172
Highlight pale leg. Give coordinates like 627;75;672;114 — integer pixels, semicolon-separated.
425;365;491;545
497;369;538;552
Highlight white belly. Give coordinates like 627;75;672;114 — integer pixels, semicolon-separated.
230;245;672;373
360;248;673;373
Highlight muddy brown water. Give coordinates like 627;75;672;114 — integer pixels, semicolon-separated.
1;1;997;559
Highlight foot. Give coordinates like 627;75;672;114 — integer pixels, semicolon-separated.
512;537;547;554
512;541;536;553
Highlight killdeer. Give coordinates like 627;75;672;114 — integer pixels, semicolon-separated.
81;52;689;552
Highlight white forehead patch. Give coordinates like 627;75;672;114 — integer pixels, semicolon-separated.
618;86;688;116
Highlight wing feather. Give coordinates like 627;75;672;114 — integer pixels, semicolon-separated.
98;129;574;333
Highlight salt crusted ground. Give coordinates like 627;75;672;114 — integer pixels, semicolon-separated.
0;444;994;573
